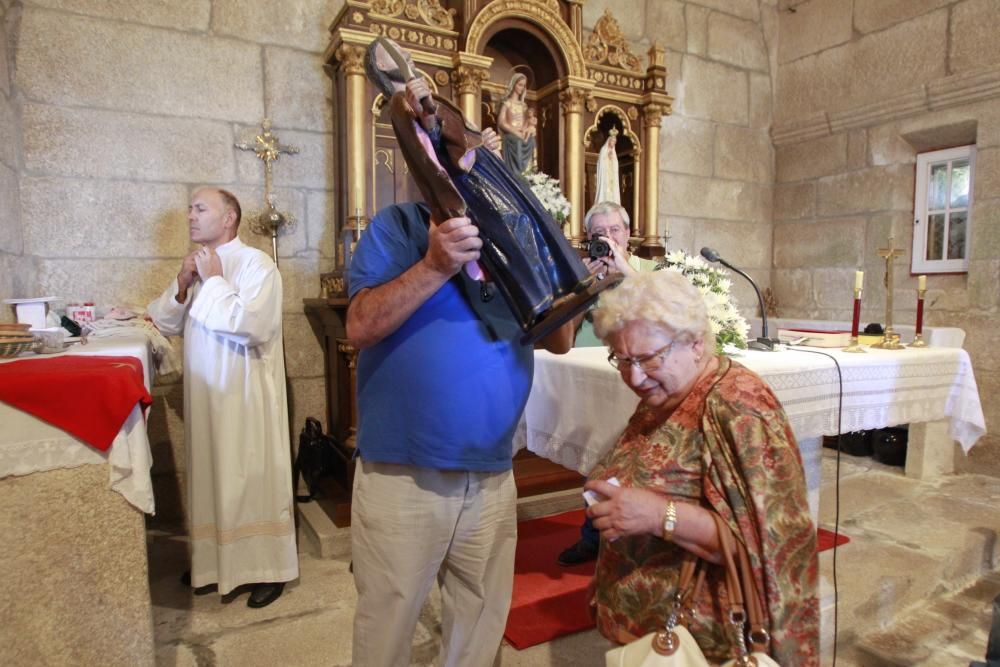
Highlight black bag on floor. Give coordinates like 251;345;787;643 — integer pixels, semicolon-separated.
971;591;1000;667
292;417;340;503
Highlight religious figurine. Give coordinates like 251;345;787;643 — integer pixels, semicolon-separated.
497;72;536;175
594;128;620;205
365;38;610;341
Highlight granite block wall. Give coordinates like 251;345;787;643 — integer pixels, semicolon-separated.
772;0;1000;474
587;0;778;313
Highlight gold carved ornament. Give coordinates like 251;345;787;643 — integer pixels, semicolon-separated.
584;8;641;72
370;0;456;30
335;43;366;75
452;65;489;96
559;88;589;115
643;103;670;128
465;0;587;78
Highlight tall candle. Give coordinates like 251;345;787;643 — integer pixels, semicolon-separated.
855;270;864;290
918;274;926;291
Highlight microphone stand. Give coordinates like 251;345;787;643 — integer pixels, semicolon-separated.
702;249;780;351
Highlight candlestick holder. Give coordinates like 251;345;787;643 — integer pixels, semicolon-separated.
844;287;866;353
910;288;928;347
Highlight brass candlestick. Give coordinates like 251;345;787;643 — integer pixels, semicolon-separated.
844;287;865;353
871;236;906;350
910;287;928;347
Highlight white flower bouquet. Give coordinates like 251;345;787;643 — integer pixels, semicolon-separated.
524;170;570;226
655;250;750;353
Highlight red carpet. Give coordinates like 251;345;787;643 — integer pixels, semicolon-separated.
818;527;850;551
504;509;595;649
505;511;850;650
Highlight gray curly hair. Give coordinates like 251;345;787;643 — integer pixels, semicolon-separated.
592;270;714;349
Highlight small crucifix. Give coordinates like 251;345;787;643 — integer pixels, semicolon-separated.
235;119;299;265
873;235;906;349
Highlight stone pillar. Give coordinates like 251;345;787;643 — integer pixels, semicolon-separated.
560;86;589;244
451;52;492;129
337;43;367;221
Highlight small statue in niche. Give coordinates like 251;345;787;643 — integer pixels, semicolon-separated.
498;72;535;175
594;128;621;205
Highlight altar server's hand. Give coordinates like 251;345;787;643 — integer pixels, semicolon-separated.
424;216;481;278
481;127;502;156
585;480;664;542
177;251;200;291
194;245;223;282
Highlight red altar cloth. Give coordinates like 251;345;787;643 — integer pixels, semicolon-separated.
0;355;152;451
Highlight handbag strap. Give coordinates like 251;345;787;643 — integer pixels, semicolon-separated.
712;513;772;660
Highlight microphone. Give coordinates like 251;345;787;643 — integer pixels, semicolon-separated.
700;247;780;351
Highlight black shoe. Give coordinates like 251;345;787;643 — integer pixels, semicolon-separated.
180;571;217;596
557;540;599;566
247;582;285;608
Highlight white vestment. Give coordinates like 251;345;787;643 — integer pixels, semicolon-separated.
595;140;621;205
148;238;298;594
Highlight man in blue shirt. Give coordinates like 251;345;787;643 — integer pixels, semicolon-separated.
347;40;573;667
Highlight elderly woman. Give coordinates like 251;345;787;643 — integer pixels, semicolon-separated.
584;270;819;665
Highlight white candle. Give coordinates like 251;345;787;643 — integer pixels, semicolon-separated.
854;270;864;290
918;274;926;291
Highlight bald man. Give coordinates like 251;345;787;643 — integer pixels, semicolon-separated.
148;188;298;608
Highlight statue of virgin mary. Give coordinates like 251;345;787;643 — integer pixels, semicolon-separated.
594;128;621;205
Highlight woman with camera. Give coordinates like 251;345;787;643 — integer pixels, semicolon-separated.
585;270;818;664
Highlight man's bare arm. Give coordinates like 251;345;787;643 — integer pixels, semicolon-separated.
346;217;481;349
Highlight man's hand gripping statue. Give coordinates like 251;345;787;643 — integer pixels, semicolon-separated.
366;37;619;344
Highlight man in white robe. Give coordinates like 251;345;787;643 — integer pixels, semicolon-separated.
147;187;298;608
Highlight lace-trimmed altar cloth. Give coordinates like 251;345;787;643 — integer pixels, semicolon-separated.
515;345;986;477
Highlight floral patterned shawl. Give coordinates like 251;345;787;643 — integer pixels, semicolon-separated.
589;357;819;665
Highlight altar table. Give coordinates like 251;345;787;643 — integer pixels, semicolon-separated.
515;345;986;519
0;333;157;666
0;334;155;513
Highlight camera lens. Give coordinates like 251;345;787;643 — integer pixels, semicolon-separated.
588;237;611;260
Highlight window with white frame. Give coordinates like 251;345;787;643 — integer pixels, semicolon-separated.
912;145;975;274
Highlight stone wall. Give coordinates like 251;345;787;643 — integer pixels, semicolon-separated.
0;1;32;318
583;0;778;310
8;0;343;522
773;0;1000;475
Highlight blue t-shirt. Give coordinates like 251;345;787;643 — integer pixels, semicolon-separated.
347;203;534;472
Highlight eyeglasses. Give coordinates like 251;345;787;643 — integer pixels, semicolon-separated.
608;341;676;373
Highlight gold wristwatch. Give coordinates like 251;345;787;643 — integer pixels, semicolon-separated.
662;500;677;541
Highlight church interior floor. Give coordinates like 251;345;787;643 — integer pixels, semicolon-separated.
148;448;1000;666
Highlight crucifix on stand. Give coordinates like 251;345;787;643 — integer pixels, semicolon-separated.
235;119;299;266
871;235;906;350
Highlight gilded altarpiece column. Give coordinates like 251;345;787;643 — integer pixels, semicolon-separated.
560;85;591;244
638;45;672;258
452;56;492;129
337;43;369;237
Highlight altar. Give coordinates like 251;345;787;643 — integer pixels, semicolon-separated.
0;335;156;666
515;343;987;521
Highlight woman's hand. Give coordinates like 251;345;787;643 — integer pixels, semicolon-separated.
584;480;664;542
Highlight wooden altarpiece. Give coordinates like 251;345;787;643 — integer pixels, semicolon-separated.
304;0;672;506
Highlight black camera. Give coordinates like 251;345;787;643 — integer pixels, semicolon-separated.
587;236;611;260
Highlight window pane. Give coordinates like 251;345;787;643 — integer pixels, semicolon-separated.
948;211;967;260
951;159;970;207
927;213;945;261
928;163;948;210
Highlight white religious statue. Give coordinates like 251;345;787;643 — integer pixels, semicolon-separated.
498;72;535;175
594;128;621;205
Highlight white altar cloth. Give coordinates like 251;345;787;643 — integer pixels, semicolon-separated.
0;334;155;513
515;345;986;477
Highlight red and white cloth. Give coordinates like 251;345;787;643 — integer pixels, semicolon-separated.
0;355;152;451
